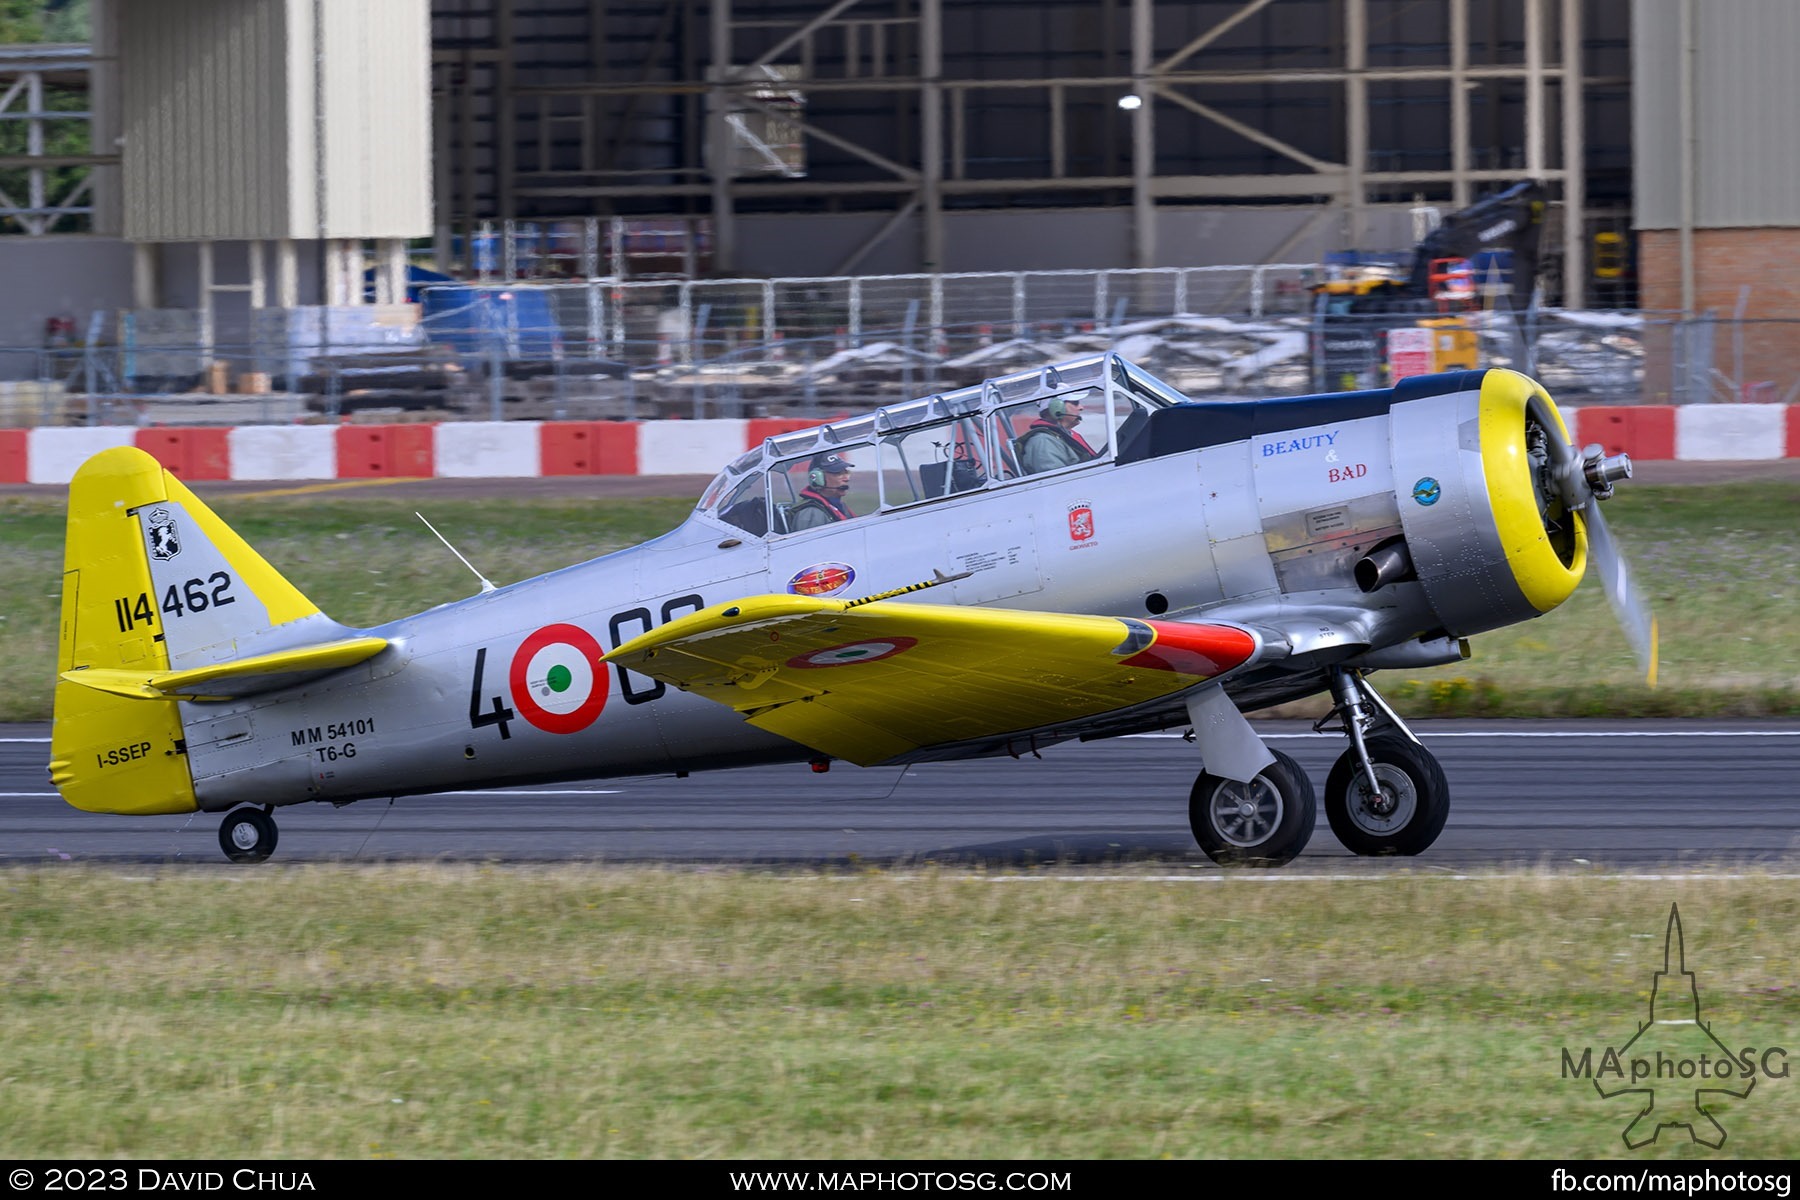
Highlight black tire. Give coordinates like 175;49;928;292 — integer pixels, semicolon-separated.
1323;735;1450;856
1189;749;1316;868
218;808;278;864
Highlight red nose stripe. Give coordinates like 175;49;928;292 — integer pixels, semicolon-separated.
1119;622;1257;678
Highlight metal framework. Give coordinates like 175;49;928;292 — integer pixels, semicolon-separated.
5;0;1626;315
431;0;1627;307
0;44;115;235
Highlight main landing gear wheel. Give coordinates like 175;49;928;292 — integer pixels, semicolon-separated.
218;807;279;864
1189;749;1316;868
1323;735;1450;857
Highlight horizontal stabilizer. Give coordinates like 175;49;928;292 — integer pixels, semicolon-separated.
61;636;389;702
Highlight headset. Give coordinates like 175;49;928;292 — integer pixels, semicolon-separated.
1041;390;1093;420
809;454;850;488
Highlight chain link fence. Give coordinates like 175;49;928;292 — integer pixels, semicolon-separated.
2;264;1795;427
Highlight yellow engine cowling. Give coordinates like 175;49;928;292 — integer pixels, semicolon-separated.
1389;368;1588;639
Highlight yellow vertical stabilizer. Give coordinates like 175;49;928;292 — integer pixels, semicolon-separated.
51;448;195;813
50;444;338;815
51;447;349;814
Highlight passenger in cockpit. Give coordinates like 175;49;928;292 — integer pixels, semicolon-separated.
1016;390;1098;473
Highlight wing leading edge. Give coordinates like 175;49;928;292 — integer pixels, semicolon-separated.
604;594;1262;765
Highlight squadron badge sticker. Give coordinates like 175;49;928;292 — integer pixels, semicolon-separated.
146;507;182;560
1067;502;1096;543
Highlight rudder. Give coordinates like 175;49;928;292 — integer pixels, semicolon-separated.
50;446;346;815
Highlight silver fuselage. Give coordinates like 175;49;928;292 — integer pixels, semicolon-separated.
182;393;1497;812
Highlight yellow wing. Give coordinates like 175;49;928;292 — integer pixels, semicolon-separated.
604;594;1262;766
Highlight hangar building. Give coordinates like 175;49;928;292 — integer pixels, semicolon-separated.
1;1;1796;382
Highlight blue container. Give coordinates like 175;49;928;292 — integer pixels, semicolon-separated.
362;264;456;305
420;286;563;358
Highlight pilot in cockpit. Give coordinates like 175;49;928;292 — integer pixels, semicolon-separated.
787;453;858;529
1016;389;1099;474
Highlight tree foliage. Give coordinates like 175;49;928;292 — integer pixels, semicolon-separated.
0;0;45;43
0;0;89;45
0;1;94;232
44;0;89;42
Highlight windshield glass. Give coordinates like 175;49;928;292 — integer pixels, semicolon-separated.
771;445;876;534
877;415;992;507
695;353;1183;532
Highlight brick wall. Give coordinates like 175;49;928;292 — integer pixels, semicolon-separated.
1639;228;1800;401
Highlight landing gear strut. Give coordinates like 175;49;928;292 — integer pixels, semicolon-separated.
219;806;279;864
1188;749;1316;867
1316;668;1450;856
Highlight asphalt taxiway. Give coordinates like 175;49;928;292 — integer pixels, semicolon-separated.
4;720;1796;870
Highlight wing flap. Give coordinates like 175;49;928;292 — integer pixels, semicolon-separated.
606;595;1259;765
60;635;389;702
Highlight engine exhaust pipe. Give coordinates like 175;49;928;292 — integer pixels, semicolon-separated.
1355;539;1416;593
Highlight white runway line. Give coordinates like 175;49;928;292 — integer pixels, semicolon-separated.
436;789;622;796
878;872;1800;883
11;731;1800;746
2;788;621;798
1132;730;1800;739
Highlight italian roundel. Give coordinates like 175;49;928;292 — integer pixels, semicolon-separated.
508;623;610;733
787;637;919;669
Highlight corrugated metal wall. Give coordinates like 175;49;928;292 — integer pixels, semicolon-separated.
121;0;291;241
318;0;432;238
120;0;430;242
1634;0;1800;229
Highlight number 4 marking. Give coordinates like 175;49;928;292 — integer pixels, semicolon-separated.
468;647;515;740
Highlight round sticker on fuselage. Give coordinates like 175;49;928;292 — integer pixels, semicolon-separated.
509;623;609;733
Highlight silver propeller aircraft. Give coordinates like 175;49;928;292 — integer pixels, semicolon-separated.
51;353;1650;865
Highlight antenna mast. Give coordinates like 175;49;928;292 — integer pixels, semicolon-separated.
415;512;498;593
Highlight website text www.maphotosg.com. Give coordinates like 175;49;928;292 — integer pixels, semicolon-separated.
729;1170;1072;1193
1551;1170;1791;1197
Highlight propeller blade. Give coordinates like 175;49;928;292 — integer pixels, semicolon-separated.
1582;501;1659;686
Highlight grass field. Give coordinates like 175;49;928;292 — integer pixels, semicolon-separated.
2;479;1796;722
2;867;1795;1160
4;480;1797;1161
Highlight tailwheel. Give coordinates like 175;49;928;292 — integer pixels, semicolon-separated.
1323;735;1450;856
218;806;279;864
1188;749;1316;868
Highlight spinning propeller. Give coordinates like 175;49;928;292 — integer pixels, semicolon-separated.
1526;390;1659;685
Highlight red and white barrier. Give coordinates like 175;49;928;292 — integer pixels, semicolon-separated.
21;427;135;485
1675;404;1787;461
434;422;542;478
2;407;1797;486
227;425;337;482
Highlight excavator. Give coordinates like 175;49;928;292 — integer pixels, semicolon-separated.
1311;180;1547;390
